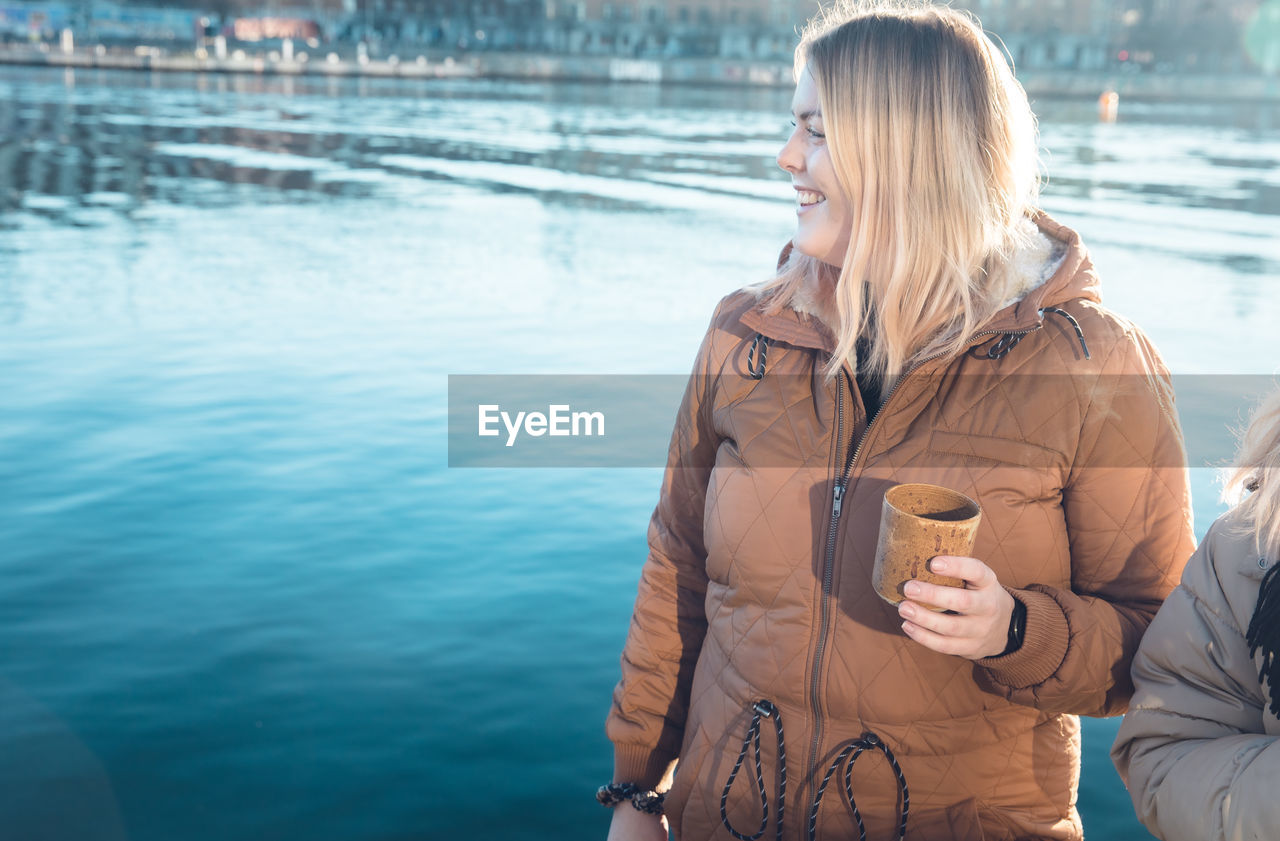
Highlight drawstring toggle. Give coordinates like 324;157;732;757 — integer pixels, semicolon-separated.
747;333;772;380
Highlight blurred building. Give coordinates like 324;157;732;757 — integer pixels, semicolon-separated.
339;0;544;50
0;0;1272;73
1100;0;1263;72
540;0;1266;70
970;0;1114;69
544;0;820;57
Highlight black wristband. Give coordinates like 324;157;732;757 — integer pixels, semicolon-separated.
597;782;666;815
596;782;638;807
1000;597;1027;656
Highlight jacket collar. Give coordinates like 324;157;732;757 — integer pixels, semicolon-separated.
739;303;836;353
739;211;1100;353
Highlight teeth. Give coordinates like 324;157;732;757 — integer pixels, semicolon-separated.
797;190;825;206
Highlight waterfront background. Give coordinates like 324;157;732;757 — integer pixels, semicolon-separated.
1;62;1279;841
1;0;1279;89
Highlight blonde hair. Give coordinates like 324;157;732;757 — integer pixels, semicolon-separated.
758;0;1041;383
1224;388;1280;560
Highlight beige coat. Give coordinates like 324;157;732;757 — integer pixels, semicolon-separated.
608;214;1196;840
1111;510;1280;841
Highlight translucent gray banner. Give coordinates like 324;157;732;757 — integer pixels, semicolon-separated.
447;374;1277;468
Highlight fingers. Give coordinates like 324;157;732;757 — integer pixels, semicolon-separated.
898;598;962;631
899;555;996;612
899;596;1006;659
900;617;971;656
901;578;974;613
928;554;995;588
897;555;1013;660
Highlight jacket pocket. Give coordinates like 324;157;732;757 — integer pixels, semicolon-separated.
909;797;990;841
923;430;1071;591
927;430;1064;472
924;430;1065;507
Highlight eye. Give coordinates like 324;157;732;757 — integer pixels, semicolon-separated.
789;119;825;140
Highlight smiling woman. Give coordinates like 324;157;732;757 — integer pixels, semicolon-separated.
601;2;1195;841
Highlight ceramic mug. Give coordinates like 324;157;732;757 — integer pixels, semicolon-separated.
872;483;981;611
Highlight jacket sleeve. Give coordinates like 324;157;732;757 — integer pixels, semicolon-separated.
605;300;727;789
1110;528;1279;841
976;322;1195;716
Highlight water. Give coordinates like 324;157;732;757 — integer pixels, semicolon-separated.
1;65;1278;841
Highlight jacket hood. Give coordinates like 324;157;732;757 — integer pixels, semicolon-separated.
740;211;1101;355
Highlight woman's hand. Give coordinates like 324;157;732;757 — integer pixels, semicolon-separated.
897;555;1015;660
605;805;669;841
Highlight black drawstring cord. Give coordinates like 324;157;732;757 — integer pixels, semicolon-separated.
973;306;1091;362
747;334;772;380
806;732;909;841
1040;306;1091;359
978;332;1026;360
720;700;909;841
720;700;787;841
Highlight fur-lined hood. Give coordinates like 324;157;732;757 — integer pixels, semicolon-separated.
742;211;1100;356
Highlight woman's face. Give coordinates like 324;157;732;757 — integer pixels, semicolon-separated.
777;69;853;268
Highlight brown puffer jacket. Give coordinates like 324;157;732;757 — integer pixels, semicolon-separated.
606;213;1195;841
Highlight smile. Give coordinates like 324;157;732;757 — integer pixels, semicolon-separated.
797;190;826;207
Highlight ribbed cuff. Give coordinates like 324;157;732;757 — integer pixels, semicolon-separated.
612;744;679;791
976;587;1070;689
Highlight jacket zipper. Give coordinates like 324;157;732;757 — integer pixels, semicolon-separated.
801;325;1035;838
805;370;852;810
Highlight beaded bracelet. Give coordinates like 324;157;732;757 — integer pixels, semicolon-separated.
596;782;666;815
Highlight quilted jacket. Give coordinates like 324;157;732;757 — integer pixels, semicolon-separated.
606;213;1195;841
1111;510;1280;841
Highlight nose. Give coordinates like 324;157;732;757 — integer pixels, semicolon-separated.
777;129;802;174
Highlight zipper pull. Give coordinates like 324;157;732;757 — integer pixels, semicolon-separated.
832;480;846;519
